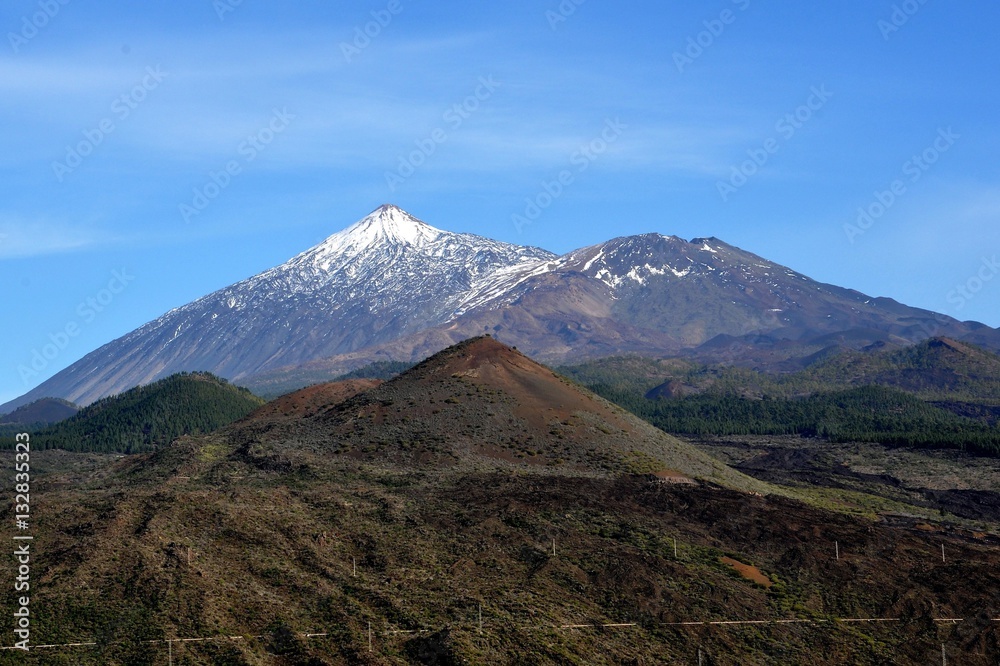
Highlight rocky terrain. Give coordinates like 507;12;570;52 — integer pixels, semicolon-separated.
3;338;998;664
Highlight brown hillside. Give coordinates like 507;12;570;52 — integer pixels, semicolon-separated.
16;452;1000;664
244;379;381;421
228;337;767;492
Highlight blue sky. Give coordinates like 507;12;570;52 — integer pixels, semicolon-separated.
2;0;999;404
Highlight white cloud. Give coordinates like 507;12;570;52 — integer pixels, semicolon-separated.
0;217;113;258
0;60;129;95
1;27;762;183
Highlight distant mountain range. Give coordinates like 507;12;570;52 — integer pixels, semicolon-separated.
5;204;998;412
0;396;78;425
563;336;1000;406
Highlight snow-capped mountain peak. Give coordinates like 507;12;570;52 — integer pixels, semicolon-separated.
316;204;442;259
277;203;552;281
290;204;445;272
3;205;556;408
6;205;987;414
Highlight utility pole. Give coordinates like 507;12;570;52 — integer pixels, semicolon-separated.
835;541;839;561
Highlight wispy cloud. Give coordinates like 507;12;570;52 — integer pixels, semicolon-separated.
0;216;114;258
2;26;764;185
0;60;130;95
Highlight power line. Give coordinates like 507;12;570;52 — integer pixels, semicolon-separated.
4;617;998;651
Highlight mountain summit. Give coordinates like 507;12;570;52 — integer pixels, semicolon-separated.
4;206;997;412
317;204;443;254
4;206;553;410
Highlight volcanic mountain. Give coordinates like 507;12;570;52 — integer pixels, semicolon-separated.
5;204;997;412
245;229;999;393
1;205;553;412
227;336;764;491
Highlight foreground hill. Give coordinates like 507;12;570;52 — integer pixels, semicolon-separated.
17;372;264;453
7;205;997;412
8;461;999;665
2;334;997;663
228;336;765;492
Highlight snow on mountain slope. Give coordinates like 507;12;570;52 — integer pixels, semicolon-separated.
277;231;988;378
454;233;749;313
3;205;554;409
4;205;995;413
452;232;954;344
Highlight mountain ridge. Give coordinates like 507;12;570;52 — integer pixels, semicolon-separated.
0;396;78;425
5;204;997;413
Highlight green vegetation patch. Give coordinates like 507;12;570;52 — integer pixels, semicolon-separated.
3;372;264;454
